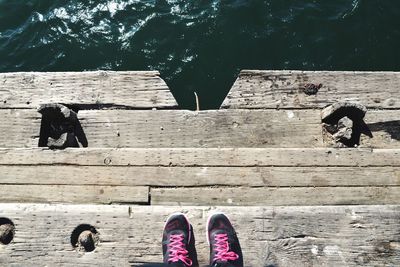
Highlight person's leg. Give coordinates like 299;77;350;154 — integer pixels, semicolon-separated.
162;213;198;267
207;213;243;267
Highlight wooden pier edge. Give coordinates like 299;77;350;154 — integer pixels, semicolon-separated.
0;70;399;266
0;71;178;109
221;70;400;109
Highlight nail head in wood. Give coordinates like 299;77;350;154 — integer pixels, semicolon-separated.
71;224;99;252
0;218;15;245
104;157;112;165
78;230;95;252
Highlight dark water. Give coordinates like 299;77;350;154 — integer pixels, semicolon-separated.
1;1;400;109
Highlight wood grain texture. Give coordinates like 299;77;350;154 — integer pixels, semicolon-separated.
0;204;398;266
1;148;399;167
0;71;177;109
0;109;40;148
0;185;148;204
151;187;400;206
222;70;400;109
0;109;323;148
2;108;398;148
0;166;399;187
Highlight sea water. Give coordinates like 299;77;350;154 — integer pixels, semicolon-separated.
1;0;399;108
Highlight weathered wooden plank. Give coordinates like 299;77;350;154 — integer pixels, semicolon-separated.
2;108;398;148
151;187;400;206
0;166;399;187
0;109;323;148
0;204;398;266
0;110;400;148
255;205;400;267
0;185;148;204
222;70;400;109
79;109;322;148
1;148;399;167
0;71;177;109
0;109;40;148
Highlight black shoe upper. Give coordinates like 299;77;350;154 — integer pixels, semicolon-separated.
162;213;197;267
207;213;243;267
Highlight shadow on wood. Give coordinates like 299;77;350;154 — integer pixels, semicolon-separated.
368;120;400;141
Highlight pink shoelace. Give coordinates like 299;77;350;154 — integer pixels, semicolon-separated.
213;233;239;262
168;234;193;266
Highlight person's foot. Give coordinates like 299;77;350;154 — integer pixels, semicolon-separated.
207;213;243;267
162;212;197;267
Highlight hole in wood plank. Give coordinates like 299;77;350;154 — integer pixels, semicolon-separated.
0;218;15;245
321;102;371;147
71;224;99;252
38;103;88;149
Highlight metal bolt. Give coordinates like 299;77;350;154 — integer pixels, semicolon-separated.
78;230;96;252
0;219;15;245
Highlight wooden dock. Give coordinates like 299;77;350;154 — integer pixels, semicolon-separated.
0;70;399;266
